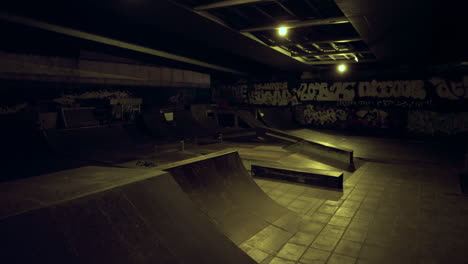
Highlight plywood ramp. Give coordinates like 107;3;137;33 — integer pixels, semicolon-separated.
157;150;290;245
0;166;256;264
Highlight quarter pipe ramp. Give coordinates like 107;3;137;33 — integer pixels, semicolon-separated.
0;166;256;264
157;150;290;245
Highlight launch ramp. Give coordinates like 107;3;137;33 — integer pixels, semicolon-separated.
157;150;290;245
0;166;256;264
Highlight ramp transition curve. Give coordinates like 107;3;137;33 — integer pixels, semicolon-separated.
0;166;257;264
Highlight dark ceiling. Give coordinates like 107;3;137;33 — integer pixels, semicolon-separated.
0;0;466;75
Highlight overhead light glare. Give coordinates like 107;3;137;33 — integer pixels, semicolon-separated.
337;64;347;73
278;27;288;36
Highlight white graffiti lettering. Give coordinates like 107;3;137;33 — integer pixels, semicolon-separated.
430;77;468;100
254;82;288;90
218;77;468;106
356;109;389;128
408;111;468;134
300;105;347;125
358;80;426;99
249;89;293;106
0;103;28;114
297;82;355;101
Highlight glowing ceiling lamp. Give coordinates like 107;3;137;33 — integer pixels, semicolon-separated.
337;64;347;73
278;27;288;37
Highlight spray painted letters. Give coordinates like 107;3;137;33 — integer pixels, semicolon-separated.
249;82;295;106
431;77;468;100
297;82;355;101
299;105;348;125
357;80;426;99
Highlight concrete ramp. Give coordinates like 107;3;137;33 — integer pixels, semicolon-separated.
224;109;355;170
174;110;217;138
157;150;289;245
236;109;265;128
142;108;175;139
61;107;100;128
258;127;355;171
259;107;296;129
191;104;219;130
0;166;256;264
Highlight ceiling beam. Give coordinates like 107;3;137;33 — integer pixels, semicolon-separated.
193;0;274;11
272;37;362;47
0;12;245;74
274;1;297;17
292;49;372;57
240;16;349;32
304;59;376;65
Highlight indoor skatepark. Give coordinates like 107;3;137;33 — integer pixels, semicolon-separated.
1;106;467;264
1;0;468;264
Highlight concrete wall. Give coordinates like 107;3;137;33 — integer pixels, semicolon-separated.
0;52;211;116
0;51;210;88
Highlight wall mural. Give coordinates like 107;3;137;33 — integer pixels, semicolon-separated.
407;111;468;135
217;78;467;105
215;76;468;134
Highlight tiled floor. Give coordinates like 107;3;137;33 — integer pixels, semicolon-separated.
242;161;468;264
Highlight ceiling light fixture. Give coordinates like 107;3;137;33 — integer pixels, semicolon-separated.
278;27;288;37
337;64;347;73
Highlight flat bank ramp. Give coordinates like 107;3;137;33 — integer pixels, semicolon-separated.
258;127;355;171
231;111;355;170
157;150;290;245
0;167;256;264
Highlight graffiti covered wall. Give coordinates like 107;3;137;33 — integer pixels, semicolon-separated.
214;76;468;134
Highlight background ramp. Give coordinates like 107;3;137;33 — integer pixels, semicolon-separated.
191;104;219;131
45;125;155;163
236;109;265;128
0;166;256;264
174;110;217;138
157;150;289;245
259;107;296;130
142;108;174;139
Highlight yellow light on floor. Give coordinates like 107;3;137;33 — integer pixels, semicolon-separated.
337;64;347;73
278;27;288;36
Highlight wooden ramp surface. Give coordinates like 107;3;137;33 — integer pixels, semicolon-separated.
0;166;256;264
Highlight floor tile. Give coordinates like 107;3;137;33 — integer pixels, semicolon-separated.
319;224;346;239
311;235;340;251
342;228;367;243
335;207;357;218
247;248;270;263
328;215;352;227
289;232;316;246
277;243;307;261
327;253;356;264
341;200;361;210
299;221;325;235
268;257;295;264
359;244;389;261
318;204;339;214
310;212;333;224
299;248;331;264
334;240;362;258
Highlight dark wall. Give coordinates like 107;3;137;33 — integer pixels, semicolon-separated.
0;81;211;112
